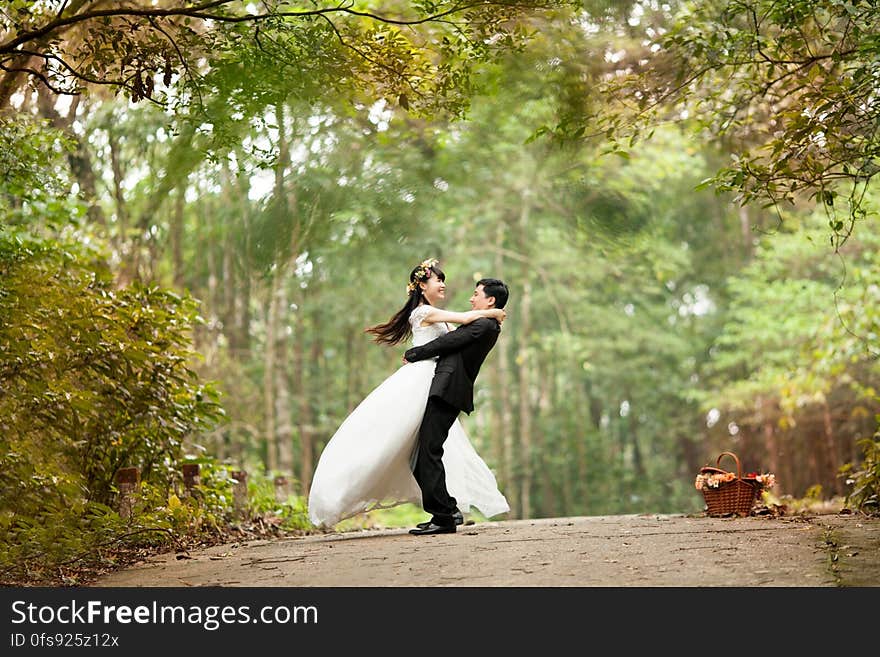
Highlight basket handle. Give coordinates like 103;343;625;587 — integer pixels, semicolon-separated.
716;451;742;479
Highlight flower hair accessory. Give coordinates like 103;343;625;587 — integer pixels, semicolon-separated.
406;258;439;295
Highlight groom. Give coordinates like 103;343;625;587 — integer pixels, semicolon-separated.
403;277;510;535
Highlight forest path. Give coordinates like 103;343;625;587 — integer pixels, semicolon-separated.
92;513;880;587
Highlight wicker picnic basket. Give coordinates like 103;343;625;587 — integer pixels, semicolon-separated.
697;451;761;517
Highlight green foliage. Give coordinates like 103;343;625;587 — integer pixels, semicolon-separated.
0;115;70;203
0;230;226;581
841;433;880;513
0;498;134;585
706;211;880;409
336;503;431;531
1;1;576;118
0;458;250;585
244;468;312;531
0;236;224;504
600;0;880;243
131;459;263;534
693;202;880;499
0;114;83;230
5;4;879;581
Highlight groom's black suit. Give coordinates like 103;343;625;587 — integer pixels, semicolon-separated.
404;317;501;528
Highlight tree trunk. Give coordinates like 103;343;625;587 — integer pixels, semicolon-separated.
274;278;294;483
106;123;129;241
575;375;592;511
536;358;556;516
236;273;252;359
293;299;319;495
498;350;516;517
739;204;752;255
481;219;504;488
758;396;780;490
627;390;645;478
35;87;105;227
309;312;329;483
781;429;796;497
345;326;356;413
264;274;280;474
822;400;841;495
492;222;517;517
517;277;532;518
233;149;252;358
0;55;37;110
487;364;503;475
808;428;821;494
220;160;238;350
201;196;220;367
268;100;296;482
170;186;185;289
145;196;163;281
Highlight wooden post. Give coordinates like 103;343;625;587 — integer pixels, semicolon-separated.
182;464;200;497
232;470;248;519
115;467;140;519
274;475;289;503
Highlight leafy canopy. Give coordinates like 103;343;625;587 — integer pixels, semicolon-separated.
592;0;880;245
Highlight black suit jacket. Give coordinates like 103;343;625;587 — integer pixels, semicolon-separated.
404;317;501;414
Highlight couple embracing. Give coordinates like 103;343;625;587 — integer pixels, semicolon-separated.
308;258;510;535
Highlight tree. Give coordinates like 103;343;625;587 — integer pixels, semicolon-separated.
694;206;880;497
0;0;574;117
585;0;880;245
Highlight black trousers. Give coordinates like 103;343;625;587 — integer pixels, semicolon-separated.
413;395;460;527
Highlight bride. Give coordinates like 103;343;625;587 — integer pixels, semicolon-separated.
307;258;510;528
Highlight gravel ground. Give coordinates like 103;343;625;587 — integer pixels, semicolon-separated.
91;512;880;587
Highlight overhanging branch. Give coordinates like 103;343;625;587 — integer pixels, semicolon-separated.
0;1;550;54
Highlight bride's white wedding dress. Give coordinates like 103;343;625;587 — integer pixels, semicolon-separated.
307;304;510;527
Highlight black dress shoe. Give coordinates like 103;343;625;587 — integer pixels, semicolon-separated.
416;510;463;530
409;522;456;535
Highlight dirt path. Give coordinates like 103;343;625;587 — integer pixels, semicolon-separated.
92;512;880;587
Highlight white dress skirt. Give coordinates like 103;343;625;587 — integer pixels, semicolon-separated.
307;305;510;527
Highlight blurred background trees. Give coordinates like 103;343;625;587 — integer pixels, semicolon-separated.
2;0;878;582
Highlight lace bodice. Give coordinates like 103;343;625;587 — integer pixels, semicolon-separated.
409;304;450;347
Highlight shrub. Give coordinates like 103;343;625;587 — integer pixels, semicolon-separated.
0;233;224;582
842;432;880;514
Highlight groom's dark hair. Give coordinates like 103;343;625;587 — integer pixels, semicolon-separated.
477;278;509;309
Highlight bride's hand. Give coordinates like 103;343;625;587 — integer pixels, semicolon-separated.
491;308;507;323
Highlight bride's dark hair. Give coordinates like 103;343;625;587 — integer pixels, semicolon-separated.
365;260;445;346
